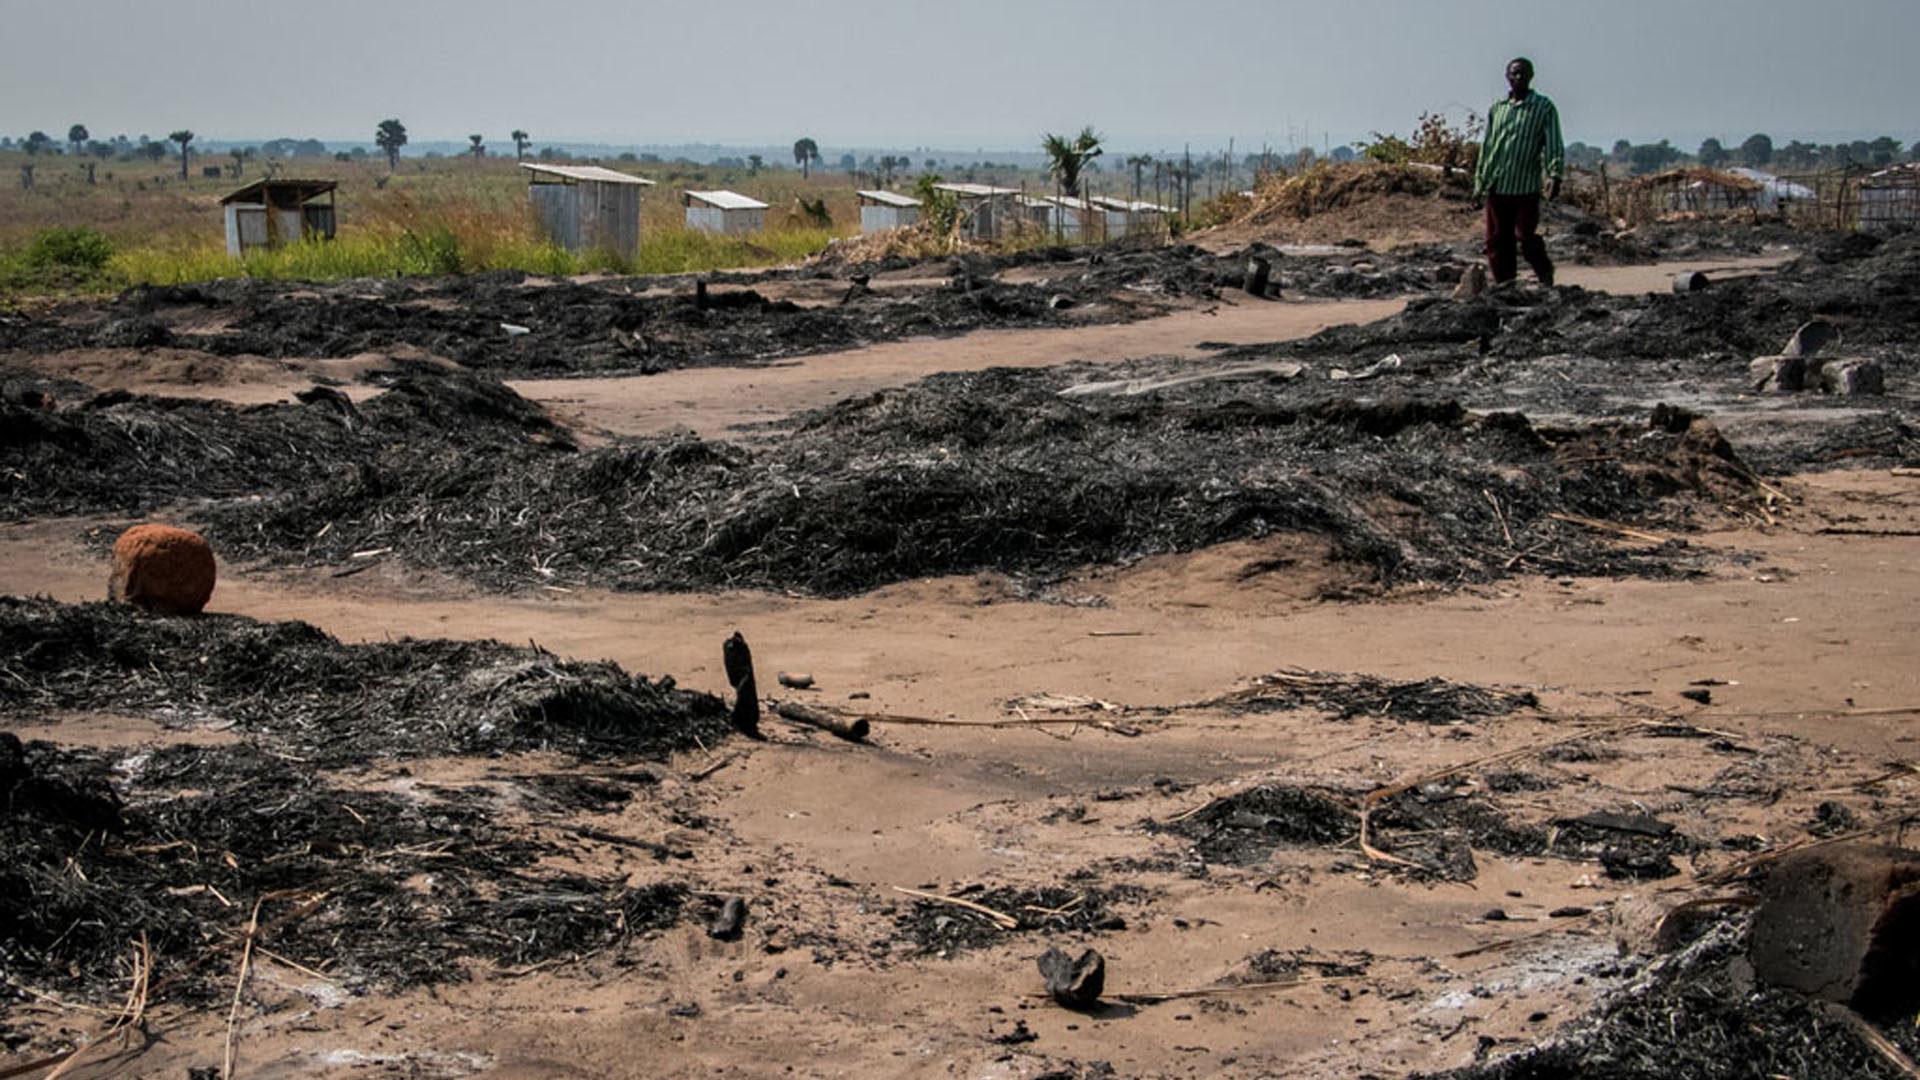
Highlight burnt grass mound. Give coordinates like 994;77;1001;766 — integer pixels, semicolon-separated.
1158;782;1698;883
1423;919;1920;1080
1202;668;1540;723
0;595;729;1003
182;367;1754;596
2;359;572;519
890;885;1142;957
1218;229;1920;469
3;357;1759;595
1;736;688;1002
0;595;729;765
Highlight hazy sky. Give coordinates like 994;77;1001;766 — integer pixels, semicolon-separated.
4;0;1916;154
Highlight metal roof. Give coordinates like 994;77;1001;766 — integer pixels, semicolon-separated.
219;179;337;205
856;189;921;208
519;163;656;185
1088;196;1172;213
683;189;770;210
932;182;1020;198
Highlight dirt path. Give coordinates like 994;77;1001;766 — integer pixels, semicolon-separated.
511;297;1404;438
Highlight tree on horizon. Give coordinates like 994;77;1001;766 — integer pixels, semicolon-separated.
375;119;408;172
793;137;819;179
512;129;530;161
168;130;194;180
67;124;88;156
470;134;485;160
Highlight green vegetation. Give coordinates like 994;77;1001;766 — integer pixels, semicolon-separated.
1040;126;1103;197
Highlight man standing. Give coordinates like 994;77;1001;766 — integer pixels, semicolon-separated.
1473;57;1564;286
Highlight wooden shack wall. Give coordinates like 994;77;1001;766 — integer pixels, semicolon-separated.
529;183;581;251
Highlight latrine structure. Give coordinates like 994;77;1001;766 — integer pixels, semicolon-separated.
220;179;337;255
521;163;655;258
856;189;921;233
683;190;769;234
932;183;1022;240
1860;164;1920;231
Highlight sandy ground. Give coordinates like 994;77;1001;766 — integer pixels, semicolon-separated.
5;255;1916;1080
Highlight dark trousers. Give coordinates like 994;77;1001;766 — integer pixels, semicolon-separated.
1485;193;1553;285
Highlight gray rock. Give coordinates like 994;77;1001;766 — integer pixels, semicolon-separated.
1750;843;1920;1020
1782;319;1841;359
1817;358;1885;396
1672;270;1710;293
1748;355;1806;393
1451;264;1487;301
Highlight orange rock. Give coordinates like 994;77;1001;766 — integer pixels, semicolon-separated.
109;524;216;615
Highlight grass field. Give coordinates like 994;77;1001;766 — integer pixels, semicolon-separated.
0;150;1060;293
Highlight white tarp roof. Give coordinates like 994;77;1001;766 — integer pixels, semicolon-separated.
856;189;921;207
683;189;769;210
520;163;656;185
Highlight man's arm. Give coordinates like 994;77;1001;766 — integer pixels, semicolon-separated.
1542;101;1565;201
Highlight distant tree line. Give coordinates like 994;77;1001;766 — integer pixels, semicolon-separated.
1565;133;1912;175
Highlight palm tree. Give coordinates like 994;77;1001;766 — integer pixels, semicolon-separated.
469;134;485;160
1126;154;1154;200
1041;126;1103;198
511;130;530;161
67;124;88;156
168;130;194;180
375;119;408;172
793;137;819;180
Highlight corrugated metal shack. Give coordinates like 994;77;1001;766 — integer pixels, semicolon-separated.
522;163;656;258
220;179;337;255
683;190;769;234
932;183;1021;240
856;189;921;233
1860;164;1920;231
1039;195;1103;242
1090;195;1173;236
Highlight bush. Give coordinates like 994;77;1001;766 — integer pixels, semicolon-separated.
23;226;115;273
396;226;464;275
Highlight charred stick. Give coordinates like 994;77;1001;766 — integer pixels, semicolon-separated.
773;700;870;742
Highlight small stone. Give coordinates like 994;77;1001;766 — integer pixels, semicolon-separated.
1037;946;1105;1009
1452;264;1488;300
109;524;216;615
706;896;748;941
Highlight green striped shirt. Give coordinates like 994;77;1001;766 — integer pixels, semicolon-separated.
1474;91;1564;196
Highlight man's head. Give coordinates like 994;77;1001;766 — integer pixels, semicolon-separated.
1506;57;1535;96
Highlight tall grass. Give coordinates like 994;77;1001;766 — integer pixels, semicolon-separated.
101;224;842;286
0;150;1038;293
